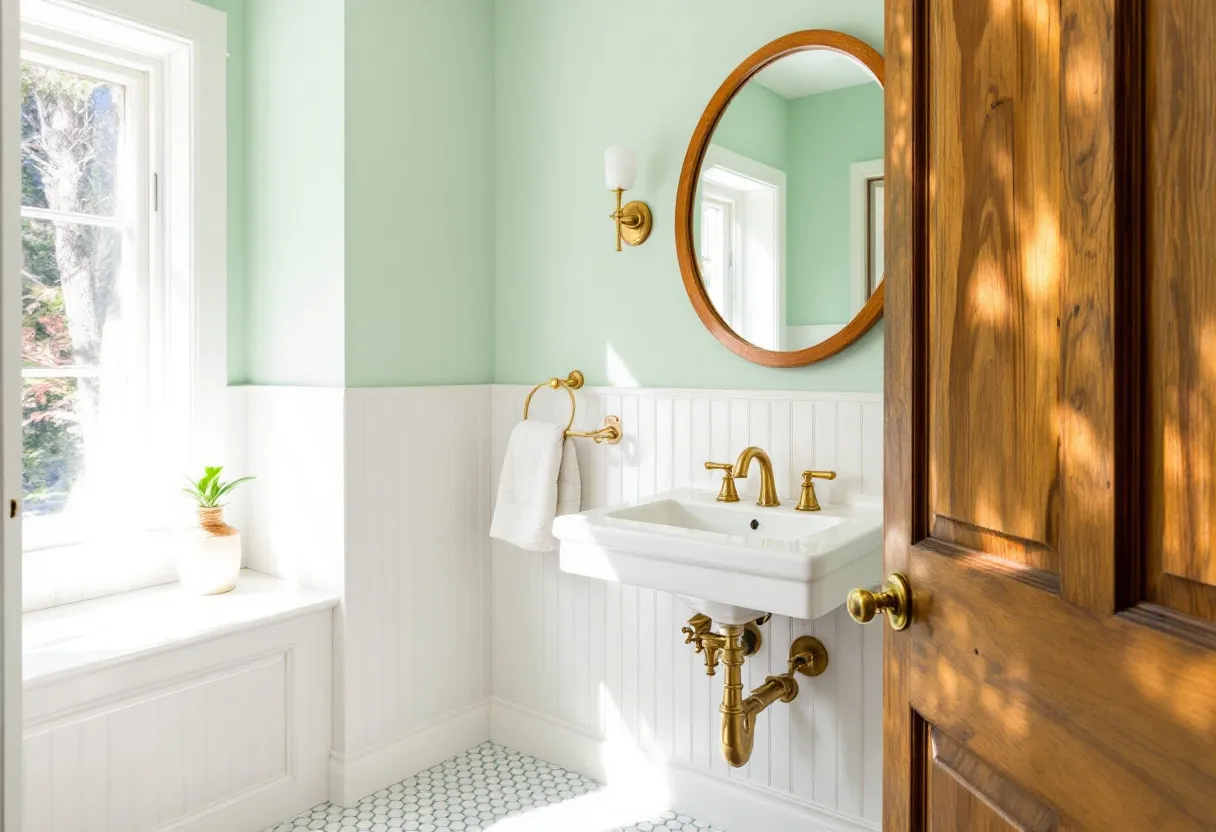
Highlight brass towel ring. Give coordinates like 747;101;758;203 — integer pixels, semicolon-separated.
522;370;623;445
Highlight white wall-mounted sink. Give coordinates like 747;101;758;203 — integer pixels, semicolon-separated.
552;488;881;623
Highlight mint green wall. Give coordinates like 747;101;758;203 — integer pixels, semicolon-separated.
343;0;495;387
195;0;248;383
786;82;884;326
711;83;788;172
245;0;346;386
494;0;884;392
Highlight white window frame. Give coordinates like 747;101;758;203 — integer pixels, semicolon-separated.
0;0;21;821
699;188;735;318
18;0;227;612
699;144;786;351
850;157;884;315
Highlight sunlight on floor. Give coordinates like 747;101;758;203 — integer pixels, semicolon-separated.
263;743;725;832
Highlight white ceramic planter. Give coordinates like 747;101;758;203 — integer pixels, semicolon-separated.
177;507;242;595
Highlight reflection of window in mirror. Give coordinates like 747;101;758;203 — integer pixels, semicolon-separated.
699;196;732;314
867;178;884;297
850;158;884;315
697;145;786;351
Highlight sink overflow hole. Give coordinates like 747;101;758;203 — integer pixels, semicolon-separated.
750;519;760;530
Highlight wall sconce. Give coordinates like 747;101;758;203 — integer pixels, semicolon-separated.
605;145;652;251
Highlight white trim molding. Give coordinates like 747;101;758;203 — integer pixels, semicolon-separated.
0;0;24;822
849;158;884;316
328;700;491;808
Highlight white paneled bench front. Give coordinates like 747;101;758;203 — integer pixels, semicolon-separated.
23;571;337;832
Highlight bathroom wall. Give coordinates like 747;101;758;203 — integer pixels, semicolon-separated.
344;0;495;387
711;83;789;172
244;0;347;386
235;0;496;387
236;384;492;804
194;0;247;383
234;0;498;801
228;1;887;825
493;0;885;392
488;385;884;830
786;83;884;326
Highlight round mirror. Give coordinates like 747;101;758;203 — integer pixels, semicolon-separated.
676;31;884;367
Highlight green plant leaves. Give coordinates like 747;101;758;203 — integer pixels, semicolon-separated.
182;466;255;508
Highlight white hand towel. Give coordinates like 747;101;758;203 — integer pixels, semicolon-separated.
556;438;582;518
491;421;582;552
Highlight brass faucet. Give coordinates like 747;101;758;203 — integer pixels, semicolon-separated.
705;446;780;507
681;615;828;767
795;470;837;512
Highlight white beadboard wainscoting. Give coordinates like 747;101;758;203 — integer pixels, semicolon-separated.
236;385;492;805
336;386;492;802
488;385;884;832
23;574;336;832
229;382;883;829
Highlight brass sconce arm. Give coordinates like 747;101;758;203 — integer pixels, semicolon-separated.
609;188;653;251
681;615;827;768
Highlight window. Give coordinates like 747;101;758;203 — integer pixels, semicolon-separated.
698;145;786;351
699;193;733;317
19;0;228;610
21;43;158;549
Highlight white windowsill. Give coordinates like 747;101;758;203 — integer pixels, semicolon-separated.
23;570;338;688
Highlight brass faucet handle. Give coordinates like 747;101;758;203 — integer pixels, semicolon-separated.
705;462;740;502
795;470;837;512
682;613;712;646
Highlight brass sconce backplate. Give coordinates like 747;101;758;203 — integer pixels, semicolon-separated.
618;200;652;246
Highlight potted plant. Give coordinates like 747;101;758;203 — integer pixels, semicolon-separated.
178;466;254;595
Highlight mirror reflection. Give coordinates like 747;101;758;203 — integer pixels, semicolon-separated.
695;49;884;352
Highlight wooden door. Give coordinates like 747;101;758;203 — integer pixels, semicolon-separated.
883;0;1216;829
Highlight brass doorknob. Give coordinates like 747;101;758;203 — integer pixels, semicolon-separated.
847;573;911;631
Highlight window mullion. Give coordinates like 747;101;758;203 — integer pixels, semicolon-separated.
19;206;130;230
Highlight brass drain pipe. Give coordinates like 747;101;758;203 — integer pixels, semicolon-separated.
682;615;828;768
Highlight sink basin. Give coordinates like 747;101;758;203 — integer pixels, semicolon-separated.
552;488;881;623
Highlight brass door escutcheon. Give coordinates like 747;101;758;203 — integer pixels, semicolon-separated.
847;572;911;631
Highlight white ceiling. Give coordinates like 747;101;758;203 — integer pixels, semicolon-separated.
752;50;878;99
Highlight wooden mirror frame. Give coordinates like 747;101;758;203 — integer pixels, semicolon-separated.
675;30;885;368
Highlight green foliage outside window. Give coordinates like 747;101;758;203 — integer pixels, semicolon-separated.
21;63;123;515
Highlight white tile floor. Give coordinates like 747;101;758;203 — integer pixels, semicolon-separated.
262;742;726;832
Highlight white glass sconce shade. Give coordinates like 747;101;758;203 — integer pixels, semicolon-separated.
605;145;639;190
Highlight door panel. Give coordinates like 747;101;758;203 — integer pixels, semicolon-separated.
1146;0;1216;622
927;0;1064;579
926;723;1057;832
912;552;1216;829
885;0;1216;827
